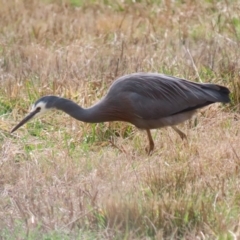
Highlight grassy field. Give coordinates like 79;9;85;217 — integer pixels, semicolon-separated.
0;0;240;239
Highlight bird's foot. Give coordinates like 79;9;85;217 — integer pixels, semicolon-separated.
171;126;187;141
145;146;154;156
179;131;187;141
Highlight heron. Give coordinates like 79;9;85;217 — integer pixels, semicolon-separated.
11;72;230;154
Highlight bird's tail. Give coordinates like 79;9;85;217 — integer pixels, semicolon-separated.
202;83;230;103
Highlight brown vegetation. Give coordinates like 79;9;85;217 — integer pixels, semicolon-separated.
0;0;240;239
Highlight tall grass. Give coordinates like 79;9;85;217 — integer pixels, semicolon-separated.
0;0;240;239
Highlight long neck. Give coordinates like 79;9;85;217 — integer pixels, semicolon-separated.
52;97;117;123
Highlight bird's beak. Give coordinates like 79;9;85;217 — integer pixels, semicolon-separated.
11;108;40;133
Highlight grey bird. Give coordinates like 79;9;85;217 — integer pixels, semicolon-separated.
11;72;230;154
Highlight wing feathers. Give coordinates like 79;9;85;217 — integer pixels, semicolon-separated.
109;73;230;120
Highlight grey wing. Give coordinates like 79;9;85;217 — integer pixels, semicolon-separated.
110;72;230;120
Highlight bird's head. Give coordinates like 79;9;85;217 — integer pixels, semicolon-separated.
11;96;53;133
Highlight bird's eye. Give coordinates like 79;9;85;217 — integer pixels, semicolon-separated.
36;107;41;111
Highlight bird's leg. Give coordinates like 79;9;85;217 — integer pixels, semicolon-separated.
146;129;154;155
171;126;187;140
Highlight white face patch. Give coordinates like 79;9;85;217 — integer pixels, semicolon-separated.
11;99;55;133
30;101;49;118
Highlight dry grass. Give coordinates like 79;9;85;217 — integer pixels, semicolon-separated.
1;0;240;239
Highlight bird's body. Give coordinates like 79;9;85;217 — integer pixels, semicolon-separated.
11;72;230;154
